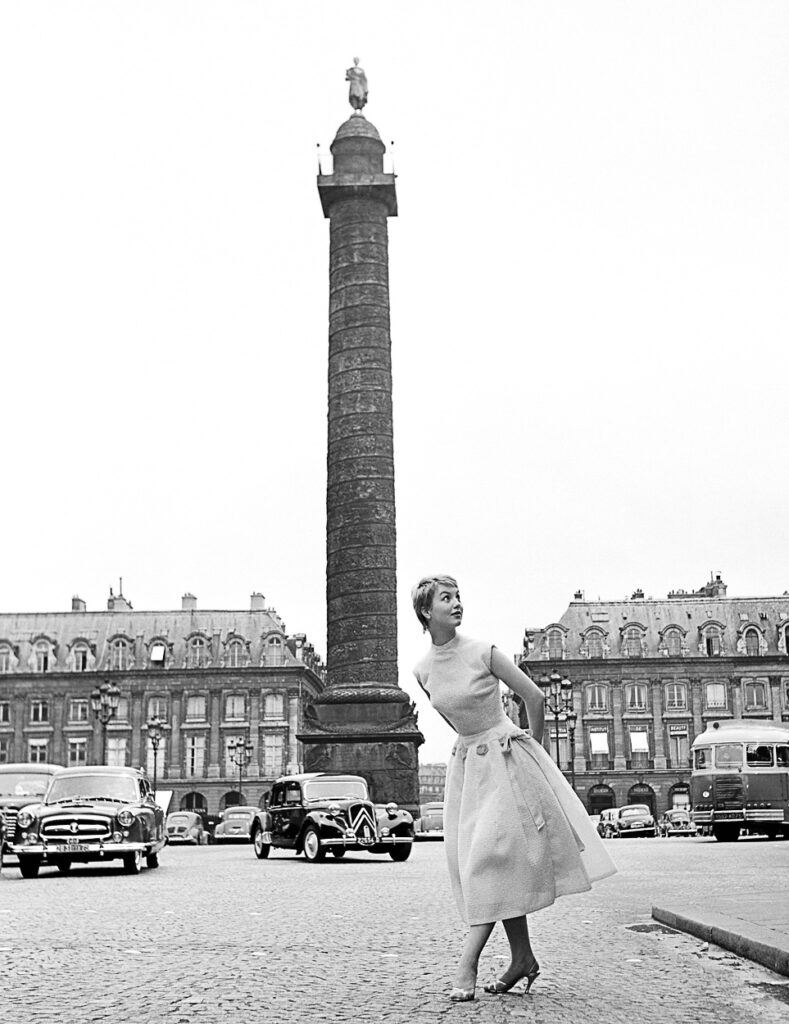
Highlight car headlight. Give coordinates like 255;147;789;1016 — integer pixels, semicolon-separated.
117;809;134;828
327;803;340;817
17;811;34;829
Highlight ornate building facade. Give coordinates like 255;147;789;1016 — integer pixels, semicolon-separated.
522;574;789;816
0;588;324;820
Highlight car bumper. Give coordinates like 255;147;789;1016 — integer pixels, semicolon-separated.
9;840;157;858
321;835;412;850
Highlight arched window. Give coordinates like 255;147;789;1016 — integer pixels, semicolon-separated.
35;640;51;673
623;627;644;658
110;638;132;671
264;636;285;666
547;629;563;660
72;642;90;672
187;637;210;669
744;628;760;657
226;639;245;668
626;683;647;710
148;696;168;721
0;644;13;673
665;682;687;710
703;625;723;657
587;632;604;660
665;628;683;657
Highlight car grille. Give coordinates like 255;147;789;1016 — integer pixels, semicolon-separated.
714;776;743;809
346;802;377;843
2;809;18;842
41;814;112;841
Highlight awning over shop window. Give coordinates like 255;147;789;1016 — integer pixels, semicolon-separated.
589;731;609;754
629;731;649;753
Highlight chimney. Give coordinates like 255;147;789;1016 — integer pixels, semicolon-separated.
573;589;584;601
71;596;86;612
182;593;197;611
631;588;645;600
250;592;266;611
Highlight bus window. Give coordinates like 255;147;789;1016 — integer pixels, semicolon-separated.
777;746;789;768
693;747;711;770
746;744;773;767
715;743;743;767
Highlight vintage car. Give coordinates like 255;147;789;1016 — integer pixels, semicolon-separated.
251;773;414;862
0;812;4;873
0;763;65;853
414;801;444;840
165;810;207;845
9;765;165;877
658;808;697;837
610;803;657;838
213;806;258;843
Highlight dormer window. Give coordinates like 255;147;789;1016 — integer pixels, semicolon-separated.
34;641;51;673
744;628;760;657
187;636;210;669
665;628;682;657
622;626;645;659
109;638;132;671
226;638;246;669
547;629;563;660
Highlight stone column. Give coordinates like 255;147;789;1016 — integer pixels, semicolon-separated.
298;106;422;813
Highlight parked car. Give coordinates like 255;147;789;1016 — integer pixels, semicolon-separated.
610;804;657;838
414;801;444;840
213;806;258;843
165;810;207;845
596;807;618;838
0;812;4;873
251;772;414;862
8;765;165;877
0;763;65;854
658;808;697;837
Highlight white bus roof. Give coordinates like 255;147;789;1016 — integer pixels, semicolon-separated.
691;719;789;748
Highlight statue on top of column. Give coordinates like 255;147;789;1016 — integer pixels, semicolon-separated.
346;57;368;112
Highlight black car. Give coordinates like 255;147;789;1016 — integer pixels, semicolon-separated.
251;773;414;862
9;765;165;877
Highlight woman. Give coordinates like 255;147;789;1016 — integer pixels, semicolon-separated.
412;574;616;1001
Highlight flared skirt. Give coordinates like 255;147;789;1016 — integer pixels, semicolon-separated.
444;718;617;925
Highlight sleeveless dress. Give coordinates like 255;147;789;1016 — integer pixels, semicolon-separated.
414;634;616;926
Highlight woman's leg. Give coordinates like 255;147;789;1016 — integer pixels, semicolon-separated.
452;922;495;991
496;915;537;985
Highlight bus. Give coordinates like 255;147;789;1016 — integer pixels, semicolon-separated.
690;720;789;842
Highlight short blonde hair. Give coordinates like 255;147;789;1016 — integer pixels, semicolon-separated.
411;574;459;631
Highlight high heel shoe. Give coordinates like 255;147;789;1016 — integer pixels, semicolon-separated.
483;960;540;995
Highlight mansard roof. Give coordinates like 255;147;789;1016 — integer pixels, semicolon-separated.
527;579;789;660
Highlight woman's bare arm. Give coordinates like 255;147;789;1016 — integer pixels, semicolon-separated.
490;647;545;744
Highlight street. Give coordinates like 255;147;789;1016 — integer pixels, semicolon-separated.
1;836;788;1024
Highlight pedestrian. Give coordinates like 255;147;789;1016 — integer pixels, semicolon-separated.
411;574;616;1001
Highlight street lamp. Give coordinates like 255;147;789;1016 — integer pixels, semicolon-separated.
566;708;578;791
90;679;121;764
228;737;254;804
538;670;574;773
146;715;165;797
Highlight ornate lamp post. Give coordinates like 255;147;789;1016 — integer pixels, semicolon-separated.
146;715;165;797
566;708;578;791
228;737;254;805
538;670;574;771
90;680;121;764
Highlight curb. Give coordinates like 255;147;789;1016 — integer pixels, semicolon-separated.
652;904;789;978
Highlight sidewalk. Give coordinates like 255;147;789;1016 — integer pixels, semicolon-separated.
653;894;789;978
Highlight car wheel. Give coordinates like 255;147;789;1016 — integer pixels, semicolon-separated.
302;826;325;862
18;855;41;879
253;830;271;859
123;850;143;874
331;848;346;859
146;851;160;869
389;842;412;862
56;859;72;874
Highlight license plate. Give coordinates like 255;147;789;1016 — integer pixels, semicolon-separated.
59;843;89;852
358;836;374;846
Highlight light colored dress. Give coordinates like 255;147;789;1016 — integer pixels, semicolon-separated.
414;634;616;926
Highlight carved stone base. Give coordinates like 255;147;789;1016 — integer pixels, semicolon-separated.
297;692;423;815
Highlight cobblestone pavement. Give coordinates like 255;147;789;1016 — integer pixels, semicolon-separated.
2;835;788;1024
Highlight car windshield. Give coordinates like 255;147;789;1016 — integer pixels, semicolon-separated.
304;779;368;801
225;811;251;820
47;775;139;804
620;806;649;817
0;771;53;798
168;814;194;824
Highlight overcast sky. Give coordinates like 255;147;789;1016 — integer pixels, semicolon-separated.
2;2;787;761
